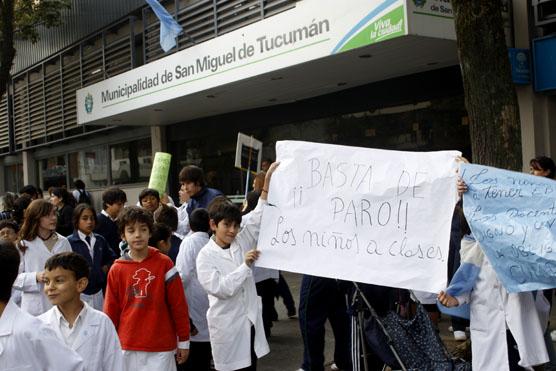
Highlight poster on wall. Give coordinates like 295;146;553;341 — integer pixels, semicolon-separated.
235;132;262;173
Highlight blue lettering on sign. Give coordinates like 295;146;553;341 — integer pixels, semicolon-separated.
462;163;556;292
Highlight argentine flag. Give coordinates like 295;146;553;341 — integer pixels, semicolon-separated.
437;235;483;319
145;0;183;52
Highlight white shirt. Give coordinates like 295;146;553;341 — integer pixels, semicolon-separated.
176;202;191;237
39;301;125;371
175;231;210;342
54;304;86;348
0;300;84;371
13;234;72;316
101;209;116;221
196;200;269;371
78;230;96;259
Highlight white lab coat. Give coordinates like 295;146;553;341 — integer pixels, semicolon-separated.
176;202;191;237
175;231;211;342
196;200;269;371
13;235;72;316
457;238;548;370
0;299;84;371
39;302;125;371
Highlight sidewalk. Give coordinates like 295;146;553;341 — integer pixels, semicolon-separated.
259;273;556;371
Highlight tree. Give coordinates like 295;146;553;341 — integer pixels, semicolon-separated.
452;0;522;171
0;0;70;98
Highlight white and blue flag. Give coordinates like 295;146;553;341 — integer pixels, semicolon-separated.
145;0;183;52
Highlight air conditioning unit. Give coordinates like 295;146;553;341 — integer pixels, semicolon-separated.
533;0;556;27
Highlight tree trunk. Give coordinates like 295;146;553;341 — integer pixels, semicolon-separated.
452;0;522;171
0;0;16;99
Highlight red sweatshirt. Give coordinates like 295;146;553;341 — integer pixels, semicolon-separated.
103;247;190;351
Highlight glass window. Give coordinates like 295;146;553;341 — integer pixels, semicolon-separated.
4;164;23;193
110;138;151;185
39;155;67;190
68;146;109;189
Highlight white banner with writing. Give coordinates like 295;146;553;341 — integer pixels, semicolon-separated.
257;141;460;292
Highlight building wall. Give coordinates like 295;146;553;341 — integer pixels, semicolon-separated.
165;66;470;199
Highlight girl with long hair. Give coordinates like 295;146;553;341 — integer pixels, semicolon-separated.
12;199;72;316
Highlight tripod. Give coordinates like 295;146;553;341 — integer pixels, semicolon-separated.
350;282;407;371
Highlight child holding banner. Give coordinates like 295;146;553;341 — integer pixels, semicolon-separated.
195;163;278;371
438;180;548;371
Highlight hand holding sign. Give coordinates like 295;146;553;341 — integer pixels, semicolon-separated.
257;141;460;293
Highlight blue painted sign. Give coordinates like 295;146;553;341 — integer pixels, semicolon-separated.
508;48;530;85
533;35;556;92
461;163;556;293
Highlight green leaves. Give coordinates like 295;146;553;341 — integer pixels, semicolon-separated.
14;0;71;42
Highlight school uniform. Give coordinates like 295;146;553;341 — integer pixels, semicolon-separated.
186;187;222;216
39;302;124;371
57;204;75;237
176;231;211;370
176;202;191;237
196;199;269;371
68;230;115;310
0;299;84;370
95;210;121;257
454;237;548;370
13;234;72;316
168;232;182;264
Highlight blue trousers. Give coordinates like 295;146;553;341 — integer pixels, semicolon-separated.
299;275;352;371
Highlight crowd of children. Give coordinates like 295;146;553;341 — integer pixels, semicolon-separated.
0;163;279;371
0;155;555;371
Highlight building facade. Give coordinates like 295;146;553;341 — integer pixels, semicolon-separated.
0;0;554;206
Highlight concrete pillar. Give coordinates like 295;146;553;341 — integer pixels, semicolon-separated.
22;150;36;186
151;125;166;154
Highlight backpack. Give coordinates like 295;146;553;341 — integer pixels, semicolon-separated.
77;189;92;205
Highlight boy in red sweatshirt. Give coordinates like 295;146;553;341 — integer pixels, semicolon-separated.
103;206;190;371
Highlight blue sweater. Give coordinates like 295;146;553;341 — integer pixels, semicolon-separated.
94;212;121;257
186;187;223;216
68;231;115;295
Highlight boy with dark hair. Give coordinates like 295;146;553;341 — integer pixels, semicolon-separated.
95;187;127;257
155;204;182;263
179;165;222;216
149;222;172;255
104;206;190;371
196;162;278;371
176;208;211;371
39;252;124;371
0;242;85;370
139;188;161;214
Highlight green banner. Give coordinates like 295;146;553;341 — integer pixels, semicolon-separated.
148;152;172;195
340;5;405;53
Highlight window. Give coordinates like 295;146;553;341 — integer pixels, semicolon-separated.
68;146;109;188
39;155;67;190
110;138;151;185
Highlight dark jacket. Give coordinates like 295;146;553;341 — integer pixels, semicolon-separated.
56;204;74;237
94;212;121;257
186;187;223;216
68;231;115;295
168;234;182;264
